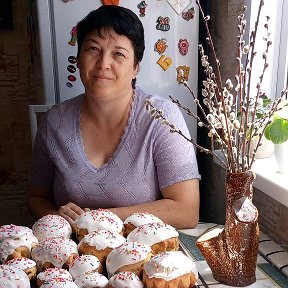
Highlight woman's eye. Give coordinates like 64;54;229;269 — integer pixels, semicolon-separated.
87;46;99;52
114;51;125;57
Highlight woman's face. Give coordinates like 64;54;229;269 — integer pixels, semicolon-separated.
78;28;138;99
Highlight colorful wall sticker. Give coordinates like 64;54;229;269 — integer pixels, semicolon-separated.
154;38;168;54
68;56;77;64
101;0;120;5
68;26;77;46
182;7;195;21
178;39;189;55
167;0;192;15
156;17;170;31
137;1;148;17
157;55;172;71
176;65;190;83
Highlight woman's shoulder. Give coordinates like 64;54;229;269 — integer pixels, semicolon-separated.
46;94;83;120
135;86;180;114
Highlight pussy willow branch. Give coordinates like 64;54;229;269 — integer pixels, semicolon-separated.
236;7;246;170
247;18;271;166
196;0;235;170
241;0;264;169
145;100;229;169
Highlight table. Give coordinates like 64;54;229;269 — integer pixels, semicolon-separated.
179;223;288;288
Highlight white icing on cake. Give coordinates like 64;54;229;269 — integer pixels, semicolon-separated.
31;237;78;270
106;241;151;278
0;265;30;288
74;271;108;287
75;209;124;234
124;212;163;226
0;224;38;263
32;214;72;241
108;271;144;288
78;228;126;250
69;255;101;280
6;257;36;270
127;222;179;246
144;251;198;281
37;267;73;283
39;278;78;288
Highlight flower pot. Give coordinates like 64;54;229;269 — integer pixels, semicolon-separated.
274;142;288;173
250;136;274;159
196;170;259;287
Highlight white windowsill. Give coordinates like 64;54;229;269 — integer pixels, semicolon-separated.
214;151;288;208
251;156;288;208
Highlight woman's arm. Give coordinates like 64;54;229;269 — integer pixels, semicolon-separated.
26;184;87;230
109;178;199;229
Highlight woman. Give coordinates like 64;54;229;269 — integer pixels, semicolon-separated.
27;5;200;230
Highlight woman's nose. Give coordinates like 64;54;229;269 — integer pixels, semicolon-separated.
96;52;111;69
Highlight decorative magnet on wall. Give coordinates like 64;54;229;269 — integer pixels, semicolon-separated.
67;65;76;73
154;38;168;54
101;0;120;5
178;39;189;55
167;0;192;15
68;26;77;46
157;55;172;71
156;17;170;31
176;65;190;83
137;1;148;17
182;7;195;21
68;56;77;64
68;75;77;82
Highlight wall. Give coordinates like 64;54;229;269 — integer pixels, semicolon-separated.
0;0;42;226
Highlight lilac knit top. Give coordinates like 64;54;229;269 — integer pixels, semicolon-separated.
31;87;200;209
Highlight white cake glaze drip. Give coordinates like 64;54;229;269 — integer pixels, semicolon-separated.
39;278;78;287
144;251;198;281
6;257;36;270
32;214;72;241
75;209;124;234
106;241;151;277
127;222;178;246
0;224;38;263
74;271;108;287
124;213;163;226
31;237;78;269
108;271;144;288
0;265;30;288
37;267;73;283
69;254;101;280
78;228;126;250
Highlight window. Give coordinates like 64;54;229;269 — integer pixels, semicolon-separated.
275;0;288;98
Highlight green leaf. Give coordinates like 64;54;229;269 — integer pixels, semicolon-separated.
264;117;288;144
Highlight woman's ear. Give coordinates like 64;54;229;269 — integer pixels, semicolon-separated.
133;63;140;78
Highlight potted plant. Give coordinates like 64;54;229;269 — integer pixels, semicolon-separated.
264;99;288;173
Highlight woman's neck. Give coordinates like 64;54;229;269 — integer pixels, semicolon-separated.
81;89;134;129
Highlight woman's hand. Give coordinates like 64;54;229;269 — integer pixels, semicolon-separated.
58;202;90;232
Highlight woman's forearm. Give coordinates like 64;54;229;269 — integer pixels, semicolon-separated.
26;195;58;220
109;179;200;229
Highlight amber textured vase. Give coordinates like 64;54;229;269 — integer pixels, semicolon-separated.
196;170;259;287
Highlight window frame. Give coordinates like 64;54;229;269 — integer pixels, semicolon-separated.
275;0;288;98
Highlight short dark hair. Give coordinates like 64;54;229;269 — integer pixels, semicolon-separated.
77;5;145;65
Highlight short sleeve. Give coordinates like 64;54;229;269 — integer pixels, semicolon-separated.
151;100;201;189
30;114;55;190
